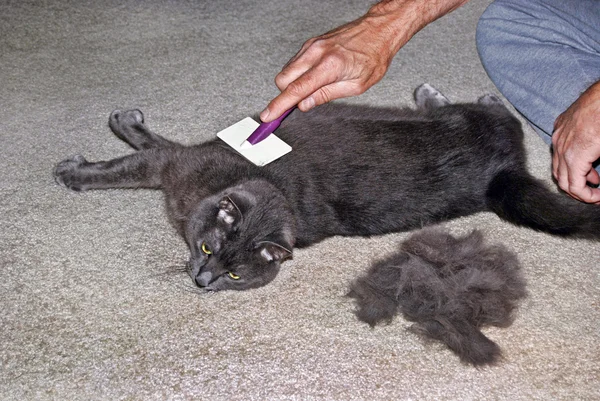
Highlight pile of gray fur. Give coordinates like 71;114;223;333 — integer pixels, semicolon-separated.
349;229;527;366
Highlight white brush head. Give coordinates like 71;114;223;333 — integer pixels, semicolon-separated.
217;117;292;167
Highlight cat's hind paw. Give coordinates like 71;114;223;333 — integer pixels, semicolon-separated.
414;83;450;110
477;93;503;106
53;155;88;191
477;94;511;115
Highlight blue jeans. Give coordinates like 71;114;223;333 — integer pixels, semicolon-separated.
476;0;600;159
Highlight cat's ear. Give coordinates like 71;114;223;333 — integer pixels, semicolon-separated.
256;241;292;263
218;195;243;228
258;228;295;262
218;190;259;228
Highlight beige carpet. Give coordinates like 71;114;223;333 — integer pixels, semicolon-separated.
1;0;598;399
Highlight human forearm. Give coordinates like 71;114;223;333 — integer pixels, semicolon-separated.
366;0;471;55
261;0;470;122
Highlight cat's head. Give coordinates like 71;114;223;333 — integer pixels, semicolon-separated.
184;180;296;291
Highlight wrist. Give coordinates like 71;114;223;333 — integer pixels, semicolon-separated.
365;0;470;54
582;81;600;106
571;81;600;122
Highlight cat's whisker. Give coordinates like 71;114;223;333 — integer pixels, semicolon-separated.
150;262;190;278
174;282;204;294
145;262;217;295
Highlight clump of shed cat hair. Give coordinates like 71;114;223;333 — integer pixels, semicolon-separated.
348;228;527;366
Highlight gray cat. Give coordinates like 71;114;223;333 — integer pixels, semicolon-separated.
53;84;600;291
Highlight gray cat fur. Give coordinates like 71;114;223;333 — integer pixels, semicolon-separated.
348;228;527;366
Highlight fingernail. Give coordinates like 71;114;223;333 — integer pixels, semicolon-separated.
301;97;315;111
260;109;270;122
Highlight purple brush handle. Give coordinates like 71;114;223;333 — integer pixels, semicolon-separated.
246;107;295;145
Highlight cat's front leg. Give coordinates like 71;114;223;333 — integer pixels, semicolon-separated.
54;155;90;191
53;150;167;191
109;109;180;150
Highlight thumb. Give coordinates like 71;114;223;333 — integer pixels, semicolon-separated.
586;168;600;185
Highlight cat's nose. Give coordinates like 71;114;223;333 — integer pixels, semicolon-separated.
188;258;206;280
195;271;213;287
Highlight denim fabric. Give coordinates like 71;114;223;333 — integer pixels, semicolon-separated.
476;0;600;145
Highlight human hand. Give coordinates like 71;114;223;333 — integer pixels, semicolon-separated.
552;81;600;204
259;15;400;123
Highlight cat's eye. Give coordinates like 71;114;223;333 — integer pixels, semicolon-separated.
201;242;212;255
227;272;240;280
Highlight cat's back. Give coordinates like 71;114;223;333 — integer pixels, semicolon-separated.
259;102;526;241
270;102;524;174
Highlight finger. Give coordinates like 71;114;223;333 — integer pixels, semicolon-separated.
552;146;567;184
275;52;318;92
552;148;560;180
298;80;366;111
261;62;341;122
569;182;600;203
564;158;595;202
275;62;309;92
586;168;600;185
551;130;564;180
555;155;576;199
569;164;600;203
282;38;317;71
275;39;324;91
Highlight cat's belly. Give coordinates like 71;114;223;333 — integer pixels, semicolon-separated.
292;193;487;247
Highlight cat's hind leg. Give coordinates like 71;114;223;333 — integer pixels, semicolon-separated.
109;109;180;150
414;83;451;111
477;93;512;115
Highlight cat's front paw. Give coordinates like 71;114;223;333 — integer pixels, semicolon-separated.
53;155;88;191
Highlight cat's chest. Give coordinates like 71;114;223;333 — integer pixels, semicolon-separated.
162;144;259;205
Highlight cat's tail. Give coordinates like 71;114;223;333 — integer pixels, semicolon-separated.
486;170;600;240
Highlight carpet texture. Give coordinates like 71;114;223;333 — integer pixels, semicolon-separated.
1;1;598;400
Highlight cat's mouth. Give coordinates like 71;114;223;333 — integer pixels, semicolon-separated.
185;260;227;292
185;261;205;285
194;271;214;288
